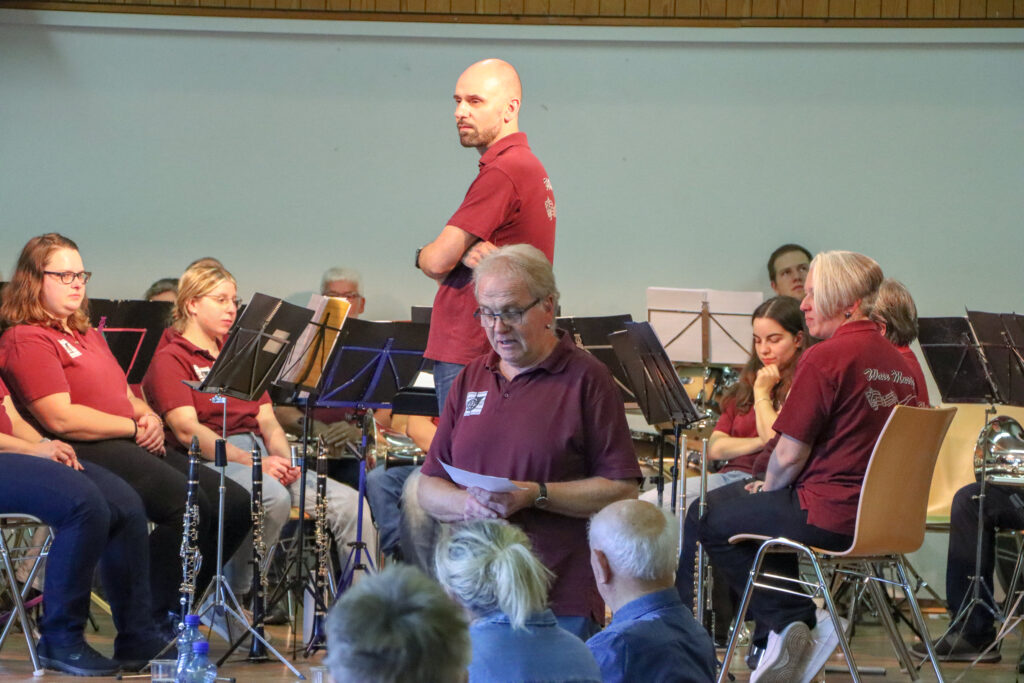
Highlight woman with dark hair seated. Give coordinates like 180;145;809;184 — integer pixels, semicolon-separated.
0;377;163;675
0;233;250;635
435;519;601;683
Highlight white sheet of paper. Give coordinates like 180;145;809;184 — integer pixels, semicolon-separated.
441;462;526;493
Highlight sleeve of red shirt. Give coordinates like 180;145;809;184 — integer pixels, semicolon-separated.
1;329;72;403
772;354;833;446
142;350;199;417
446;166;517;242
580;364;642;482
713;400;737;435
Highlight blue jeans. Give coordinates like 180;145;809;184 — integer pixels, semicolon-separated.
365;465;416;557
0;453;154;648
431;361;464;416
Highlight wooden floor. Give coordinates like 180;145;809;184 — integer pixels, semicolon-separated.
1;607;1022;681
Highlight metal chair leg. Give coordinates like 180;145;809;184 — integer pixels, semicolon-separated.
0;531;44;675
896;559;946;683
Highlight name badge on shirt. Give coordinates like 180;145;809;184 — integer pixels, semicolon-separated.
464;391;487;416
193;364;211;382
58;338;82;359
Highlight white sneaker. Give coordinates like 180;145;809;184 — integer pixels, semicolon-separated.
798;609;848;683
751;621;813;683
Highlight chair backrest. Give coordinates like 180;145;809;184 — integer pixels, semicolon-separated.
838;405;957;557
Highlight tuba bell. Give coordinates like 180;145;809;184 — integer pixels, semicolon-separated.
975;415;1024;486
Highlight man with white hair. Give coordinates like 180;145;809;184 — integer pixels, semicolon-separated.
587;500;716;682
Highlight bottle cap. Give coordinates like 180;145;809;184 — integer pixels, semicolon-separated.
192;640;210;654
184;614;201;627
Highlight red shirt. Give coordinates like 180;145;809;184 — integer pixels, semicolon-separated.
142;329;271;448
424;133;556;365
897;345;931;407
0;378;15;436
714;399;759;475
422;332;640;622
773;320;919;535
0;325;134;433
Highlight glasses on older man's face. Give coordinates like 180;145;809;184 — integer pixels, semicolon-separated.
44;270;92;285
473;298;542;328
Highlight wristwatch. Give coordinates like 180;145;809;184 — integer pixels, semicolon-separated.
534;482;550;509
415;247;423;269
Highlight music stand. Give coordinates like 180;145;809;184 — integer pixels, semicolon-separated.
967;311;1024;407
192;293;312;679
89;298;172;383
646;287;761;366
557;315;636;404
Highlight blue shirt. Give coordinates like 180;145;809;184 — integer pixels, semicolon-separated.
468;609;602;683
586;588;716;683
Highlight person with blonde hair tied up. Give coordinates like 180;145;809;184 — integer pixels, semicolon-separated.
435;519;601;682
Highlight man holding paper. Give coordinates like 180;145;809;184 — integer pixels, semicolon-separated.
418;244;640;640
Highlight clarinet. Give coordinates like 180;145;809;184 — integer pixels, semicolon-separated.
305;436;330;653
179;436;203;626
247;441;269;661
693;437;715;638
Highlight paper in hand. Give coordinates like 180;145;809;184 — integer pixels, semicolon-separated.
441;462;527;493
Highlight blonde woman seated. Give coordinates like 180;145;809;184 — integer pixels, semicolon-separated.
142;262;376;606
434;520;601;683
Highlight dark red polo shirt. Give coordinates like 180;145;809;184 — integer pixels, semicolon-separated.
0;325;134;432
142;329;270;448
424;132;556;365
897;345;930;407
773;320;919;535
714;399;760;475
421;332;640;622
0;379;15;436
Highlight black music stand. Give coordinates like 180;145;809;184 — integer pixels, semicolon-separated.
90;298;172;383
919;316;998;405
557;315;636;404
967;311;1024;408
192;294;311;679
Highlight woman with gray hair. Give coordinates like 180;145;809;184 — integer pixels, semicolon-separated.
678;251;923;683
435;519;601;683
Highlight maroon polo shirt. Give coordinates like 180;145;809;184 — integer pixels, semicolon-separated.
773;320;919;535
897;345;931;407
421;332;640;622
714;399;760;475
142;329;270;448
0;379;15;436
0;325;134;433
424;132;557;365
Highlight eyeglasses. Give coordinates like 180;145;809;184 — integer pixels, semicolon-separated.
44;270;92;285
473;298;542;327
330;292;363;301
203;294;241;309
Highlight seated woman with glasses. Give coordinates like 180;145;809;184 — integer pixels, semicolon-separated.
0;233;250;636
142;261;376;607
417;243;641;640
435;519;601;683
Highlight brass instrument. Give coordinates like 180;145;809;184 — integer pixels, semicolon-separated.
305;435;330;654
247;442;268;661
179;436;203;625
975;415;1024;486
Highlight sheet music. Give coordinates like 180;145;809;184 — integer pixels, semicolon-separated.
441;462;526;493
279;295;351;387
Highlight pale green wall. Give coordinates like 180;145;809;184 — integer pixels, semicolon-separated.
2;11;1022;323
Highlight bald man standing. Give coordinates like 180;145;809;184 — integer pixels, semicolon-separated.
415;59;556;411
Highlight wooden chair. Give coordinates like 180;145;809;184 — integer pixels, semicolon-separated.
717;405;958;683
0;514;54;676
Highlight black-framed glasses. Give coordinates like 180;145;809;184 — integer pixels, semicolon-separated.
44;270;92;285
203;294;242;309
473;298;542;327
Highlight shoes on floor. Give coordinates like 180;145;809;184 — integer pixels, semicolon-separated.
750;621;812;683
37;638;120;677
910;631;1001;663
799;609;847;683
114;633;176;672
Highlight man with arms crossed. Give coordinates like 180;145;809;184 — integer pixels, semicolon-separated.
416;58;556;410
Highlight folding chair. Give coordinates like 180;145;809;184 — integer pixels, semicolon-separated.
717;405;958;683
0;514;54;676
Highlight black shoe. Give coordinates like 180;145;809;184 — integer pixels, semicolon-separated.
910;633;1001;663
115;634;176;672
37;638;120;677
746;643;765;670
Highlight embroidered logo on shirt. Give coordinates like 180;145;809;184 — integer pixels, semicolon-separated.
58;338;82;359
193;364;211;382
464;391;487;416
545;197;556;221
864;388;901;411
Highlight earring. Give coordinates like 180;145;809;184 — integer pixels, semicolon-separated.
844;311;852;319
545;323;552;329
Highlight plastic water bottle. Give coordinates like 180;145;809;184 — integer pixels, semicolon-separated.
174;615;202;681
181;641;217;683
